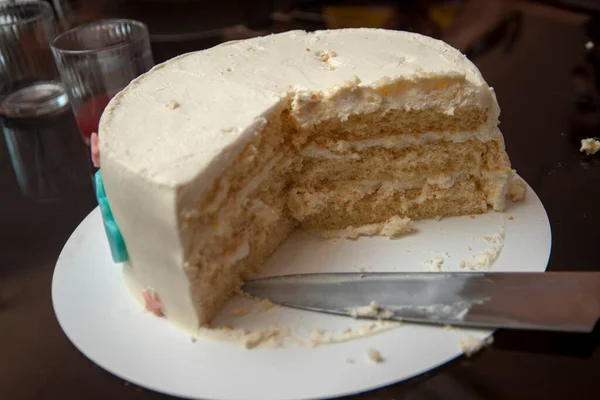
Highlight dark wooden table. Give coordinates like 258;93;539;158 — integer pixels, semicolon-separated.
1;3;599;400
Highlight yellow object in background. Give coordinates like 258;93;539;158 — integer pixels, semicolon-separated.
324;5;397;29
428;2;461;30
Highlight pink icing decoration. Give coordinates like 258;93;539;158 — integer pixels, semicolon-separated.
142;288;164;317
91;132;100;167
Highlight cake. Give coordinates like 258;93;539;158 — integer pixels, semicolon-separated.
97;28;522;332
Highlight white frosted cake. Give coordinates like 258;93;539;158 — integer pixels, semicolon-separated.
97;28;523;332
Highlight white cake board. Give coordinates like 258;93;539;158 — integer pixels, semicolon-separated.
52;181;551;400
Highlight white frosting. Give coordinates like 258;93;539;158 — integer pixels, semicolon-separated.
100;29;502;332
225;238;250;265
248;199;280;224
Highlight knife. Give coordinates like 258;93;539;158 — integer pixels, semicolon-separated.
242;272;600;333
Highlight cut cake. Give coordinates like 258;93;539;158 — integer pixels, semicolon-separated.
98;28;523;332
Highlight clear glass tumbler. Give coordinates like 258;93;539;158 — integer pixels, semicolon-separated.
0;1;58;99
0;1;92;201
51;19;154;144
2;81;93;201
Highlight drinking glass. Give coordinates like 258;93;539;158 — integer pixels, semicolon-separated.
51;19;154;144
1;1;92;201
0;1;58;98
2;81;93;201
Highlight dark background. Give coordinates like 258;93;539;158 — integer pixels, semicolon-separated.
1;0;600;399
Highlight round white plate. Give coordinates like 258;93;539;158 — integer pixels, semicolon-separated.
52;182;551;400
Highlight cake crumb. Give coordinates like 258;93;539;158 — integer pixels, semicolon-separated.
580;138;600;155
460;247;501;270
230;306;250;317
165;100;179;109
367;348;384;363
310;329;332;347
460;335;494;357
320;215;413;239
315;49;337;62
358;322;378;335
346;358;355;364
306;48;311;51
259;298;277;311
469;215;476;220
507;175;527;201
434;215;443;221
443;324;456;331
243;331;265;349
348;301;394;319
190;336;197;343
313;47;340;67
585;41;595;50
309;321;401;347
508;216;514;220
241;291;279;311
165;100;180;109
423;256;444;272
321;216;412;240
241;326;290;349
483;227;505;244
379;216;413;238
196;324;292;349
349;301;379;318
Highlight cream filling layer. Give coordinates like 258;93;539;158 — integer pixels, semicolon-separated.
198;155;289;221
301;127;501;159
291;76;499;128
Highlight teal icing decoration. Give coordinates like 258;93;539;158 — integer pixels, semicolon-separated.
95;171;128;263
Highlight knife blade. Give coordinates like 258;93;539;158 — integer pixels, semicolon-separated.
242;272;600;333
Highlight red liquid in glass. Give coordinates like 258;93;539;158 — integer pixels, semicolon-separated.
75;93;111;142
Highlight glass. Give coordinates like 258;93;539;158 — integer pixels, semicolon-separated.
51;19;154;144
0;2;92;201
0;1;58;99
2;81;92;201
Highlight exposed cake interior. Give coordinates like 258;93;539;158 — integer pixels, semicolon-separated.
180;77;515;324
